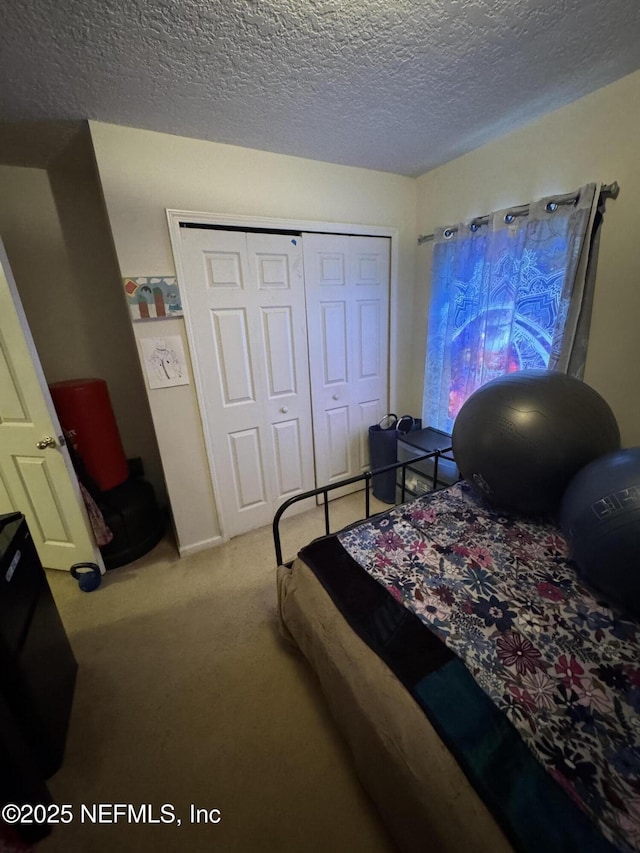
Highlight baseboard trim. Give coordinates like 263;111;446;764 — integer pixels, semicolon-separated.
178;535;224;557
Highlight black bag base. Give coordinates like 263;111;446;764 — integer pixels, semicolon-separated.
369;417;422;503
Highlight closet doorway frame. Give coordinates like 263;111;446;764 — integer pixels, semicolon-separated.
166;209;400;542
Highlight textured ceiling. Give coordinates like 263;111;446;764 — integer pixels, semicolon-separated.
1;0;640;176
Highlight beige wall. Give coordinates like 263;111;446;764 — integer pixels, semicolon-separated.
47;133;165;502
0;165;86;379
0;154;166;504
89;122;418;552
414;70;640;447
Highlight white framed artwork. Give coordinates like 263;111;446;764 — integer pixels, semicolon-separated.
140;336;190;389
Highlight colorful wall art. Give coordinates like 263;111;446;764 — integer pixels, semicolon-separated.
124;276;183;320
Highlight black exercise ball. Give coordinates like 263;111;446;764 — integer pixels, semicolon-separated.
560;448;640;618
452;370;620;515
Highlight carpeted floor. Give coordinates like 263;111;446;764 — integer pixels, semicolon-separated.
39;492;398;852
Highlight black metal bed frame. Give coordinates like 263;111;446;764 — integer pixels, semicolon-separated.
272;447;453;565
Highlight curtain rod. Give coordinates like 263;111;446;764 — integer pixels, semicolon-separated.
417;181;619;245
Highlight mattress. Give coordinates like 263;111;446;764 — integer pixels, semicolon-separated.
277;554;512;853
276;484;634;852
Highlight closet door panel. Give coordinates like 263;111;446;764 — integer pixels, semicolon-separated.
325;406;351;480
350;236;390;410
179;228;314;538
260;306;296;397
321;301;348;385
272;418;306;498
246;233;315;516
210;308;255;405
357;398;381;472
303;233;390;498
228;428;268;512
356;299;382;380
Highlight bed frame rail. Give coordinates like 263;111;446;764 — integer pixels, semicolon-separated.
273;448;453;565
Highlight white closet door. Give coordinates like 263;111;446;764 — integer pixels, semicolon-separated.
303;233;390;497
179;228;314;538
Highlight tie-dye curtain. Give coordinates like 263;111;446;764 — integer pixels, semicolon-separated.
423;184;601;434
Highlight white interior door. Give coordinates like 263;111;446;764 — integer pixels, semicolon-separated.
0;239;102;571
303;233;390;498
179;228;315;538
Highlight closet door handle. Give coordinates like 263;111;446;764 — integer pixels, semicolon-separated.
332;394;339;400
280;406;288;414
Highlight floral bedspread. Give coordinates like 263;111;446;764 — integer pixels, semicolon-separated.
338;482;640;852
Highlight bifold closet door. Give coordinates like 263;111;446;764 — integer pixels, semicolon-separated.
302;233;390;498
179;228;315;538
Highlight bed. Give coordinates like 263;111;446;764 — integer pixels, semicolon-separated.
275;456;639;853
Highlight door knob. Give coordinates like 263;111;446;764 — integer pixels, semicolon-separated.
36;436;57;450
332;394;339;400
280;406;288;414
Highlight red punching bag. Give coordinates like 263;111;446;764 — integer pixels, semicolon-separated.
49;379;129;492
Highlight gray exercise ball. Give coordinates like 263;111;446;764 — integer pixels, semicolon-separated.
560;448;640;618
451;370;620;515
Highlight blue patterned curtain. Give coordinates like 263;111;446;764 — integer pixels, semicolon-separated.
423;184;600;434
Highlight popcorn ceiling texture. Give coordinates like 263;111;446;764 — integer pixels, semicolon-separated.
1;0;640;175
